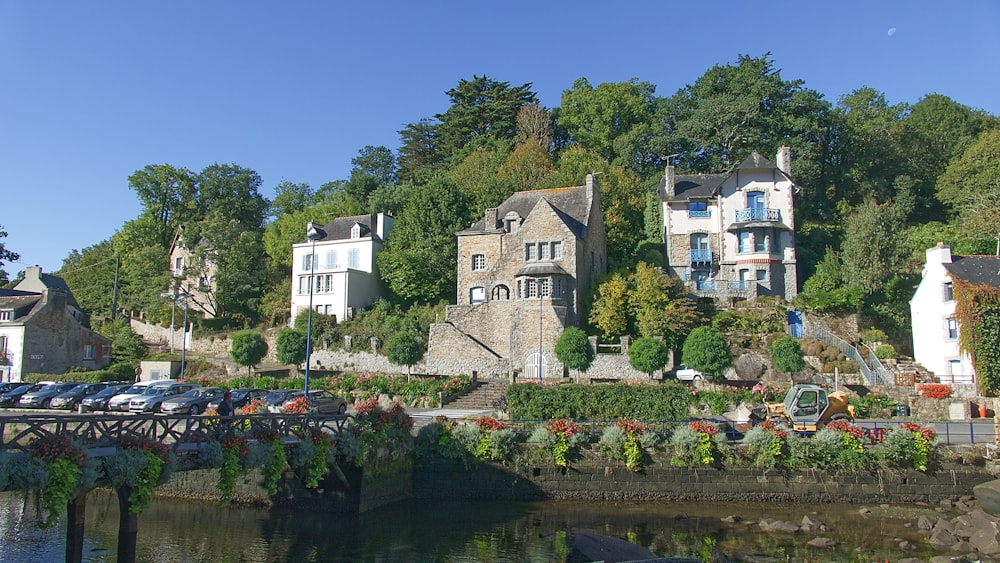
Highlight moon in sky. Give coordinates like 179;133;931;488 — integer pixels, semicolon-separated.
888;27;897;37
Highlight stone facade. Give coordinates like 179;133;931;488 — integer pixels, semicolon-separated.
427;175;607;379
660;147;799;304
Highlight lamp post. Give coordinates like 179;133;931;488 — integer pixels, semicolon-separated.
537;277;544;383
177;291;192;380
304;222;323;396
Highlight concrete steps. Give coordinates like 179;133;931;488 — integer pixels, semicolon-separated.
443;380;509;410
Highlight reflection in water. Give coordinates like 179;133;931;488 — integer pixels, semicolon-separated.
0;490;938;562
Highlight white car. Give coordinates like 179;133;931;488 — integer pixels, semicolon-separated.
673;364;707;381
107;382;153;412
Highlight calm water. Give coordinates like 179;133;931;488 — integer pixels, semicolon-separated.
0;491;941;562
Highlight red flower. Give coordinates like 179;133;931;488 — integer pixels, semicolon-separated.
825;420;865;439
545;419;579;438
617;419;645;437
900;422;936;442
917;384;953;399
687;420;718;436
476;416;507;432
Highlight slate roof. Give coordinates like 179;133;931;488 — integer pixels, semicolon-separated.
460;185;591;238
658;151;794;202
945;256;1000;289
310;214;376;243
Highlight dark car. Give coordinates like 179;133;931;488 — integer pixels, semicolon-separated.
0;382;19;395
206;388;268;412
49;383;108;410
18;382;82;408
264;390;301;414
160;387;227;415
281;390;348;415
0;384;44;407
80;384;132;412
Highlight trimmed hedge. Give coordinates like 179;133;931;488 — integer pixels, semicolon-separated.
506;382;695;420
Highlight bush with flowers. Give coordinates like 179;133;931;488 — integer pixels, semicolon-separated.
286;427;335;488
281;396;313;414
822;420;873;471
917;383;953;399
597;420;658;471
240;399;269;415
26;434;87;527
879;422;937;472
528;419;587;468
217;432;249;505
103;436;173;515
249;427;288;496
349;398;414;467
742;421;788;470
670;420;724;467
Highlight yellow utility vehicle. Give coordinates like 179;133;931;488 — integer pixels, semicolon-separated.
751;384;854;432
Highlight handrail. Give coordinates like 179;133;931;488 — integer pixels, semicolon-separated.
800;320;890;386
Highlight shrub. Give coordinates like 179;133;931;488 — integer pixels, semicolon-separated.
874;343;897;360
741;421;788;470
669;421;720;467
527;420;588;468
879;422;937;472
787;430;839;469
849;393;896;419
505;382;694;420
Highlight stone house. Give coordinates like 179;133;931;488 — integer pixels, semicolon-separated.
0;266;111;382
910;243;1000;385
290;213;394;325
659;147;799;303
168;227;218;319
426;174;607;378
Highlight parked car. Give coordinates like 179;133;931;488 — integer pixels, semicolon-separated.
80;384;132;412
0;382;19;395
107;382;155;412
49;383;108;410
206;388;268;412
129;383;200;413
264;390;301;414
281;390;348;415
0;384;45;407
672;364;707;382
18;382;83;408
160;387;226;415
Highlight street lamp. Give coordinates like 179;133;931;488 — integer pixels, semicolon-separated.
177;291;192;380
537;276;544;383
304;222;324;396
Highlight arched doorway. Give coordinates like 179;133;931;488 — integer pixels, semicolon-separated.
525;351;546;380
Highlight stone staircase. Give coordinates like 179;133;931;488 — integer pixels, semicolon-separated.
442;379;509;410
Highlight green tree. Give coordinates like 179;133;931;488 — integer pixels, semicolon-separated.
195;163;269;230
275;328;306;367
269;180;315;220
448;140;514;214
230;331;268;377
937;128;1000;226
513;102;554;148
681;326;731;378
397;118;444;181
435;75;538;157
187;212;267;322
127;164;198;247
386;332;424;379
554;327;594;373
377;174;472;303
0;224;21;285
58;240;117;319
840;197;911;295
769;336;806;377
627;337;669;377
588;273;630;340
96;319;148;365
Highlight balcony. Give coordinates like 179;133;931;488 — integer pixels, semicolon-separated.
689;249;712;264
735;208;781;222
687;209;710;218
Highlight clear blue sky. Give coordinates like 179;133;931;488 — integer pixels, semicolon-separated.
2;1;998;276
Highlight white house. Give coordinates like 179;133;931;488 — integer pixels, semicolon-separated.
659;147;799;302
910;243;1000;384
290;213;394;325
167;227;218;319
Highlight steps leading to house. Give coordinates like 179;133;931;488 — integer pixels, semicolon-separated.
442;380;510;410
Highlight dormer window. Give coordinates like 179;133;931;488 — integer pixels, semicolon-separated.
0;310;12;322
351;224;361;239
503;211;522;234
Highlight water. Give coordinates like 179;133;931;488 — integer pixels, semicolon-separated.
0;491;942;562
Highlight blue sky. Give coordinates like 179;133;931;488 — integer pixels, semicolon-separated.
2;1;998;276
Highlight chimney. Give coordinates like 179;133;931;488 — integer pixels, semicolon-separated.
665;165;675;198
926;242;952;266
776;145;791;176
484;208;498;230
376;212;395;240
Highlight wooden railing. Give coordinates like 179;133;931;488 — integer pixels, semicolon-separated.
0;413;352;456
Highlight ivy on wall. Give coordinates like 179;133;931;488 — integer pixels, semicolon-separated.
953;279;1000;393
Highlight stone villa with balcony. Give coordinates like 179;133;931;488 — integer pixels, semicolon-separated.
289;213;395;325
425;175;607;378
659;147;799;303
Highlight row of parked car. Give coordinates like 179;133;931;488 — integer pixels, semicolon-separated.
0;381;349;415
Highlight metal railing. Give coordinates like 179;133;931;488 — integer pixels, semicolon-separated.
735;208;781;222
689;249;712;263
801;321;891;386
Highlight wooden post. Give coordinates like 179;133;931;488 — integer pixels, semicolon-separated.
117;486;138;563
65;490;88;563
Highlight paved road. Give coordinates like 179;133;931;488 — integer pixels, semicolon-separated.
855;419;999;446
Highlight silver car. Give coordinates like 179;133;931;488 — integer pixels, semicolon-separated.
129;383;200;413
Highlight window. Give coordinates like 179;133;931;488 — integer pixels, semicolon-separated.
491;284;510;300
198;274;211;291
525;243;537;261
173;256;184;276
771;230;780;253
526;278;540;298
747;191;765;210
302;253;315;271
551;241;562;259
946;318;959;340
326;250;337;269
756;270;767;281
552;278;564;298
754;228;766;252
0;310;11;322
83;345;96;360
0;335;7;355
351;224;361;239
739;231;752;253
688;201;709;218
472;254;486;271
539;278;550;297
470;287;485;304
348;249;360;269
943;282;954;302
539;242;549;260
298;276;309;294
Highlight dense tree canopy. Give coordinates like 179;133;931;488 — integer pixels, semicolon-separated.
0;225;20;285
